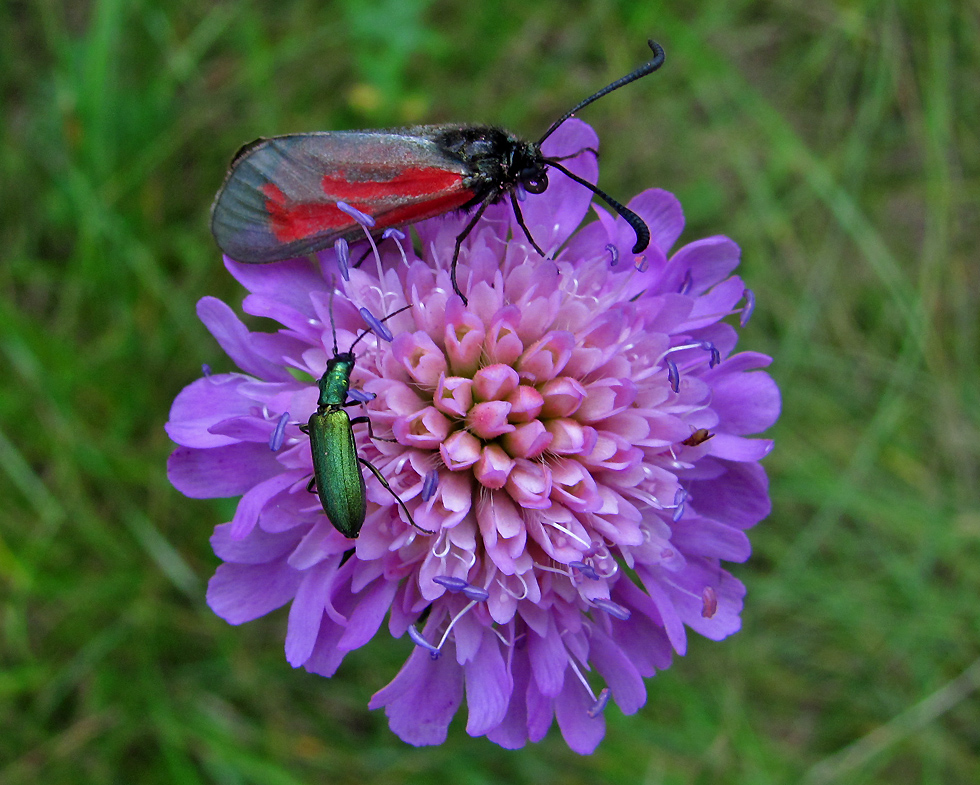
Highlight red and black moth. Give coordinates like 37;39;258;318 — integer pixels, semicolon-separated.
211;40;665;304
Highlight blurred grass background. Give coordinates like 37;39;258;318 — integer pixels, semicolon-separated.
2;0;978;782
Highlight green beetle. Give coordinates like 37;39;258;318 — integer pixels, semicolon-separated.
301;302;432;538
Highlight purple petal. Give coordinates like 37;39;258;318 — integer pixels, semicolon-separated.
286;559;338;666
337;578;399;651
206;560;302;624
464;633;513;736
167;442;284;499
554;680;605;755
165;375;255;448
687;461;772;530
230;471;302;539
196;297;294;382
590;628;646;715
527;619;568;697
210;521;304;565
369;642;464;746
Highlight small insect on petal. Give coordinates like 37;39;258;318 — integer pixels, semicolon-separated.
269;411;290;451
682;428;714;447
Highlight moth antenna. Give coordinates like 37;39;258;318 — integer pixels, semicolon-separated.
537;40;665;147
546;159;650;253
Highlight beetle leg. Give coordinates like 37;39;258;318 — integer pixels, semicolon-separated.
358;457;435;534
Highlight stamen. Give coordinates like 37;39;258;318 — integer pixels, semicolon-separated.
334;238;350;281
568;560;600;580
336;201;376;227
672;488;687;522
463;585;490;602
566;655;599;709
634;254;648;272
666;359;679;393
499;571;529;601
546;520;591;549
593;598;631;621
604;243;619;267
436;600;479;650
587;687;611;718
359;307;394;342
701;586;718;618
678;269;693;295
699;340;721;368
269;411;289;451
408;624;441;659
201;364;212;377
347;388;376;403
421;469;440;502
515;183;528;202
740;289;755;327
381;227;405;240
433;575;468;592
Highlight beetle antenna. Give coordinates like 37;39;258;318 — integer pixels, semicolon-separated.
328;282;340;357
545;159;650;253
537;40;665;147
348;304;413;355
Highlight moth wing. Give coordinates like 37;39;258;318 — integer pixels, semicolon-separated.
210;130;476;263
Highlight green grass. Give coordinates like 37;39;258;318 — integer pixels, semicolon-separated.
2;0;979;782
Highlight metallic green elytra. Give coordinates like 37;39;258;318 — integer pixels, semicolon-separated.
306;354;366;538
301;302;431;539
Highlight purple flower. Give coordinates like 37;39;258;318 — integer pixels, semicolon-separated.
167;119;780;753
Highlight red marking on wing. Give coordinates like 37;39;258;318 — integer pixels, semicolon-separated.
320;166;466;200
261;183;354;242
261;167;472;244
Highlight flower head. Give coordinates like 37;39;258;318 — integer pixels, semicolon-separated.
167;120;780;753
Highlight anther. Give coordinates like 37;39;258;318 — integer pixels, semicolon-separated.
666;359;679;393
336;201;375;227
421;469;440;502
568;561;600;580
408;625;441;659
269;411;289;451
740;289;755;327
701;586;718;618
605;243;619;267
334;238;350;281
359;307;394;342
587;687;611;719
593;598;631;621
